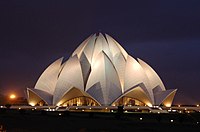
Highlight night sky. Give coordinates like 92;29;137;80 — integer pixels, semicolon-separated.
1;0;200;105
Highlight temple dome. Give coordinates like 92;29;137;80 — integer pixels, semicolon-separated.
27;33;177;107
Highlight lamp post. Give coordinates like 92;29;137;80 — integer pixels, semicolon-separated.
9;94;16;100
6;94;17;108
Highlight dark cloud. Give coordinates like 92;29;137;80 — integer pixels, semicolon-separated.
0;0;200;104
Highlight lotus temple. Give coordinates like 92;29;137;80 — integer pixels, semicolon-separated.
26;33;177;107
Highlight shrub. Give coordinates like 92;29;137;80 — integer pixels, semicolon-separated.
5;104;11;109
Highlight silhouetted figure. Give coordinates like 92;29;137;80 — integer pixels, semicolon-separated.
116;105;124;119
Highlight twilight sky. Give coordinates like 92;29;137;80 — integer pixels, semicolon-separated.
0;0;200;105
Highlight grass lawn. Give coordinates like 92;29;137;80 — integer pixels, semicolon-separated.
0;109;200;132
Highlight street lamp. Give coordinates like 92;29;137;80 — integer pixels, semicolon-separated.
9;94;16;99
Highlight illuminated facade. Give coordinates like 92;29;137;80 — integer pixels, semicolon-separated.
27;33;177;107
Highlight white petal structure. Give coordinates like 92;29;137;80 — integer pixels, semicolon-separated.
27;88;53;105
86;51;122;105
124;55;154;103
27;33;177;107
138;58;165;91
34;58;63;95
53;55;84;105
113;52;126;92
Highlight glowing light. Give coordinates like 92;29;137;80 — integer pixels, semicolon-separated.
140;118;143;120
105;107;108;109
172;110;176;112
146;103;152;107
59;113;62;116
170;119;173;123
29;102;35;106
9;94;16;99
56;103;61;106
133;63;141;71
18;107;21;110
197;104;199;107
82;109;84;111
165;103;171;107
178;105;180;107
158;112;160;114
93;60;101;69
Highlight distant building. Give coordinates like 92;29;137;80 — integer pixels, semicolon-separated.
0;94;27;105
14;97;28;105
27;33;177;107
